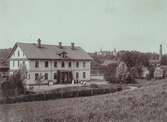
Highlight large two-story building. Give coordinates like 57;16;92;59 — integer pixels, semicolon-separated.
9;39;92;85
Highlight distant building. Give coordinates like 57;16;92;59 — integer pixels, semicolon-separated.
101;59;118;66
154;67;163;79
149;59;160;67
159;44;163;61
141;67;150;79
96;49;117;57
8;40;93;86
0;49;11;79
0;62;9;79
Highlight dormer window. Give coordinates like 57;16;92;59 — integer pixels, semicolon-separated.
58;51;67;58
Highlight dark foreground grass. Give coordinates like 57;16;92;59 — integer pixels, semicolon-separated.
1;79;167;122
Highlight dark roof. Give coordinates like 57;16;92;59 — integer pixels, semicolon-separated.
10;42;93;60
0;48;12;63
149;59;160;64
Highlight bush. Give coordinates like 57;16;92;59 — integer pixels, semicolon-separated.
124;74;137;84
1;71;26;98
89;84;99;88
0;85;123;104
107;77;123;84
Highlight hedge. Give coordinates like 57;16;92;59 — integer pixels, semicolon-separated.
0;86;122;104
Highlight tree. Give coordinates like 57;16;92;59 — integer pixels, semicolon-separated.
116;61;128;80
119;51;149;68
161;55;167;65
1;71;25;99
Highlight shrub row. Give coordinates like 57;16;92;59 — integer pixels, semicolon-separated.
0;86;122;104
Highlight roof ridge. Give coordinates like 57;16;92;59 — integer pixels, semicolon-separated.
16;42;81;48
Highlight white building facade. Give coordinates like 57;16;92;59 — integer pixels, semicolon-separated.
9;40;92;85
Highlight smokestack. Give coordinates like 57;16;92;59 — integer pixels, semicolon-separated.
71;42;75;50
159;44;162;61
37;38;41;48
59;42;62;48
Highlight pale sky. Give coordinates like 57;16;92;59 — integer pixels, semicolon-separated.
0;0;167;53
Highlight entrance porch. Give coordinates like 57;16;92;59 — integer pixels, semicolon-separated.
57;70;73;84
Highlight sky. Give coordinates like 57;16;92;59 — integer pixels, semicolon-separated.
0;0;167;53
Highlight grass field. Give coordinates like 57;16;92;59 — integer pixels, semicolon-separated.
1;79;167;122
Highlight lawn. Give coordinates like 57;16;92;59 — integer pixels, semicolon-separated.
1;79;167;122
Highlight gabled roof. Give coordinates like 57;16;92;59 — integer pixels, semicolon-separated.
9;42;93;60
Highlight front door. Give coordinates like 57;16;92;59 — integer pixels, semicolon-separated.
57;71;73;84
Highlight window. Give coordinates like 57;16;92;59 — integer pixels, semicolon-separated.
18;61;20;67
45;73;48;80
83;72;86;79
23;61;25;65
69;61;71;67
35;61;39;68
45;61;49;68
76;72;79;79
83;62;86;68
13;61;15;67
18;51;20;57
61;61;65;68
28;74;31;79
54;73;57;80
76;62;79;68
54;61;57;67
35;73;39;80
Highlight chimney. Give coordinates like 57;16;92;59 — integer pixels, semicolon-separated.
159;44;163;61
71;42;75;50
59;42;62;48
37;38;41;48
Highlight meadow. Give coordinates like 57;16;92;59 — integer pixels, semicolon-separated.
0;79;167;122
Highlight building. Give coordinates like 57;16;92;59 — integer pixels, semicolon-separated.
141;67;150;79
0;49;11;79
0;62;9;79
8;39;92;85
154;67;163;79
101;59;118;66
96;49;117;57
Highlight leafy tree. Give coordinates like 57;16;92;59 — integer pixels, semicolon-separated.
161;55;167;65
116;62;128;80
1;71;25;98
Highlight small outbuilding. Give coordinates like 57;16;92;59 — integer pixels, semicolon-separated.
154;67;163;79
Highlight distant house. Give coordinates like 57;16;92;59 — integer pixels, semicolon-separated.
0;49;11;79
160;65;167;77
154;67;163;79
149;59;160;67
0;62;9;79
97;50;113;56
141;67;150;79
153;65;167;79
8;40;93;86
101;59;118;66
